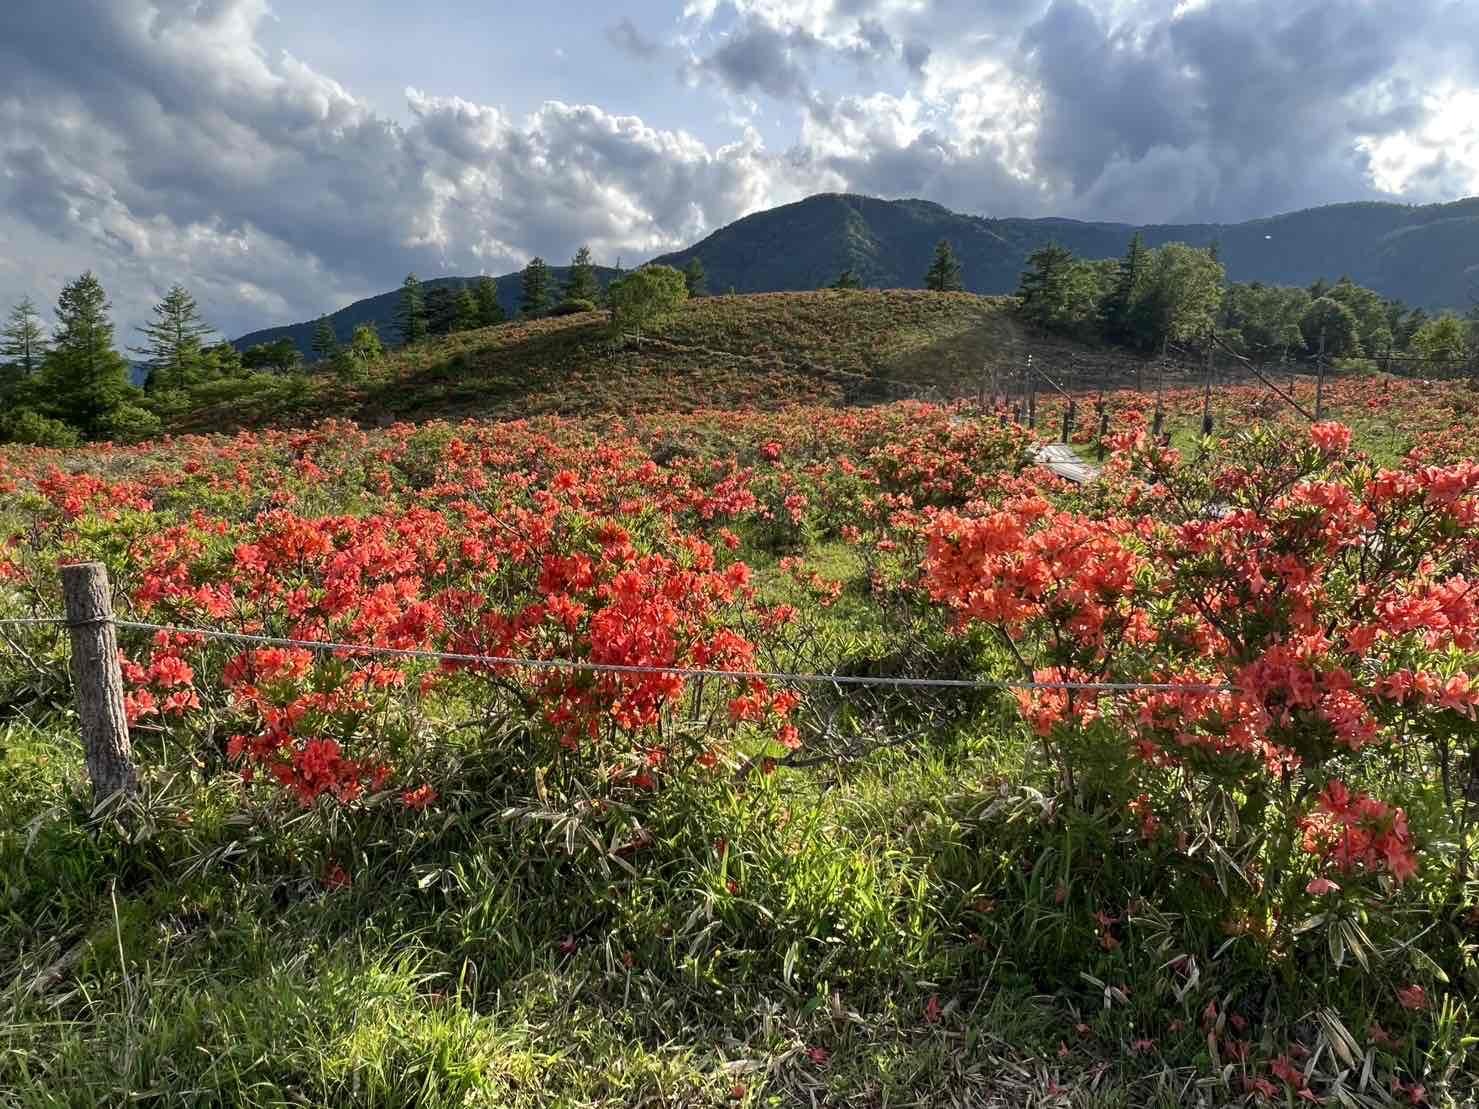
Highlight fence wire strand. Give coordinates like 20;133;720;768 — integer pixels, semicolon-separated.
0;613;1233;694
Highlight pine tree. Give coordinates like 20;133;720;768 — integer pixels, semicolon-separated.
425;286;459;336
395;273;428;345
1100;234;1149;346
1;297;49;376
521;257;552;317
203;341;244;378
38;272;134;436
924;240;963;292
132;284;215;391
683;258;707;297
563;247;600;303
311;317;338;362
829;268;863;291
455;287;479;332
474;276;505;327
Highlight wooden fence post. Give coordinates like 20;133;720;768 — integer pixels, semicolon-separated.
62;562;137;801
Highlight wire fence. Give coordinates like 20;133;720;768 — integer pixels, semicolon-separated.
0;613;1234;695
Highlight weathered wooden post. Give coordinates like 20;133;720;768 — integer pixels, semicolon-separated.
1315;326;1327;421
1096;400;1110;461
1062;399;1075;444
1026;355;1037;429
62;562;137;801
1200;335;1215;436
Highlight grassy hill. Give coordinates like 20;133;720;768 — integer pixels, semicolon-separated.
233;267;622;359
183;291;1041;432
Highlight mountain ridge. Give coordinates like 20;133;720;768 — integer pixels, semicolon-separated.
235;193;1479;354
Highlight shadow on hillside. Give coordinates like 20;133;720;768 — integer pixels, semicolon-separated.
860;311;1029;402
352;317;614;424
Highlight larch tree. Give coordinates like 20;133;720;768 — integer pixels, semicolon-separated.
132;284;216;391
1099;234;1150;347
311;317;339;362
424;285;459;336
455;287;479;331
1;297;49;377
395;273;428;345
521;257;552;317
924;240;963;292
683;258;707;297
474;276;505;327
563;247;600;304
38;272;134;436
1016;244;1099;332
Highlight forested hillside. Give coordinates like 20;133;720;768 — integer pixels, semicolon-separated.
650;193;1479;310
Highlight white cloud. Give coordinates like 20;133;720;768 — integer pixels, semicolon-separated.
1357;88;1479;200
0;0;827;338
1;0;1477;343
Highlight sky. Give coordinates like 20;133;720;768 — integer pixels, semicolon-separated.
2;0;1478;343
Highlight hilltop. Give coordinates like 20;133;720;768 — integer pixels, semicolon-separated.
188;291;1039;432
233;193;1479;358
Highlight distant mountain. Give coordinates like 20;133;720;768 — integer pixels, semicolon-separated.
234;268;621;357
236;194;1479;353
649;193;1479;310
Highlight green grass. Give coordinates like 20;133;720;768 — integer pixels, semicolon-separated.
0;707;1118;1108
169;292;1023;434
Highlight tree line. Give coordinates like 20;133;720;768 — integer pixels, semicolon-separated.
0;246;706;445
822;239;964;293
0;275;245;446
1013;236;1479;365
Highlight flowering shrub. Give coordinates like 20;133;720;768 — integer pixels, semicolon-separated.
0;405;1029;815
926;420;1478;932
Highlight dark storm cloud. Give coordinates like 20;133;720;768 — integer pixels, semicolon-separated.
701;20;823;101
1013;0;1479;221
700;0;1479;224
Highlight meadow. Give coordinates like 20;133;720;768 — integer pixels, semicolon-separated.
2;361;1478;1104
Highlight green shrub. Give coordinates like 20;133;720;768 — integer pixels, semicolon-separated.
550;298;599;317
99;403;164;444
608;265;688;336
0;407;81;447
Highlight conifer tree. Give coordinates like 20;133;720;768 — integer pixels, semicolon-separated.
924;240;963;292
474;276;505;327
521;257;552;317
683;258;707;297
424;285;459;336
395;273;427;345
311;317;338;362
1099;234;1144;343
563;246;600;303
132;283;215;391
829;268;863;290
455;287;479;331
38;272;134;436
1;297;49;376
